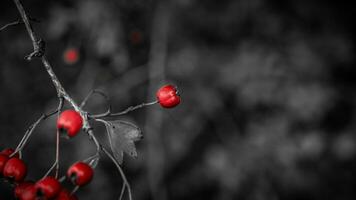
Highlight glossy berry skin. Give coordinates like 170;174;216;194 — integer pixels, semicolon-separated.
64;48;79;65
16;184;36;200
0;154;9;175
156;85;181;108
67;162;94;186
56;189;78;200
35;177;62;199
15;181;35;200
3;157;27;182
0;148;19;158
57;110;83;137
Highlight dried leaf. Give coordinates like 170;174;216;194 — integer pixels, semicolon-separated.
103;120;143;164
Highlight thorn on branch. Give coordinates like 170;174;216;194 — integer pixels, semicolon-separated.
25;38;46;60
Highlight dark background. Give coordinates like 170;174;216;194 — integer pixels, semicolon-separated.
1;0;356;200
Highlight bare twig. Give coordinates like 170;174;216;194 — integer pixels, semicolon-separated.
11;98;64;158
90;100;158;119
0;17;40;31
54;97;64;178
119;183;126;200
0;20;21;31
10;1;135;199
54;128;60;178
12;0;95;181
71;185;80;195
42;97;64;179
80;89;111;110
12;0;82;113
102;147;132;200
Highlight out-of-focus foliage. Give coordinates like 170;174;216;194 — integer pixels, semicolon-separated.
1;0;356;200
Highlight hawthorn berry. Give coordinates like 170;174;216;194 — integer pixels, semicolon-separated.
129;30;142;45
3;157;27;182
0;148;19;158
56;189;78;200
57;110;83;137
63;48;79;65
0;154;9;175
14;181;35;200
35;176;62;199
156;85;181;108
67;162;94;186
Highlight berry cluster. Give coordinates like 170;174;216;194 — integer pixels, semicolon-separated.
1;85;180;199
1;147;94;200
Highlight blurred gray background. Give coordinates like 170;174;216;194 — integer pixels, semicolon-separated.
1;0;356;200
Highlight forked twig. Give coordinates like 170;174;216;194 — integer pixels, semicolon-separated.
90;100;158;119
80;89;111;110
102;147;132;200
10;1;135;199
11;98;64;158
0;17;40;31
13;0;82;113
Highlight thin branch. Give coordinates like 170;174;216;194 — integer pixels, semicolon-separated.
119;183;126;200
0;20;21;31
13;0;37;49
12;0;80;108
42;160;59;179
80;89;111;109
54;97;64;178
0;18;40;31
58;176;66;183
11;1;134;200
102;147;132;200
71;185;80;195
43;98;65;179
12;0;92;135
11;98;64;157
90;100;158;119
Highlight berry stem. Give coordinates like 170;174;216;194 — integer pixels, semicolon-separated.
43;160;58;179
12;98;64;157
71;185;80;195
55;129;60;178
80;89;112;111
119;183;126;200
58;175;66;183
84;153;100;168
102;147;132;200
90;100;158;118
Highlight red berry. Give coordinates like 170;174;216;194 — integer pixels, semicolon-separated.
57;110;83;137
35;177;62;199
15;183;36;200
56;189;78;200
156;85;181;108
129;30;142;45
0;154;9;174
0;148;19;158
67;162;94;186
14;181;35;199
63;48;79;65
3;157;27;182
